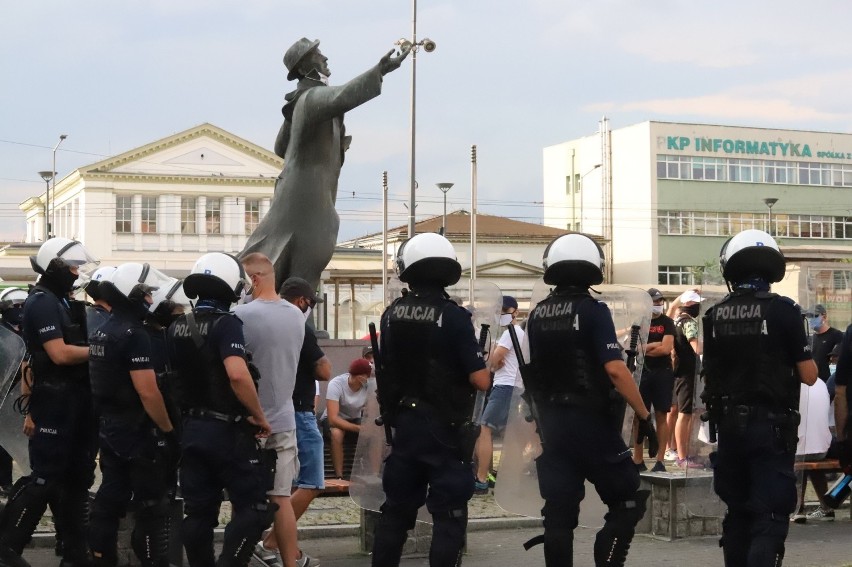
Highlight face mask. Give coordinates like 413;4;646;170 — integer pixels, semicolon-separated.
306;69;329;85
303;305;312;321
829;363;837;375
652;305;664;316
809;317;822;330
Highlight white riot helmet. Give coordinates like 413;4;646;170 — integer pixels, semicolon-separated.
85;266;117;302
0;287;28;328
149;278;191;313
183;252;250;303
720;229;785;284
0;288;28;306
106;263;173;307
542;234;605;286
395;233;461;287
30;237;99;290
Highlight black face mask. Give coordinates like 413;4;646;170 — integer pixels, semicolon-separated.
150;301;179;328
682;304;700;318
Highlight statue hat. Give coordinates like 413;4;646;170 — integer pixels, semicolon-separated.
284;38;320;81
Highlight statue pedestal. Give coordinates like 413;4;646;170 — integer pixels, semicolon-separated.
637;472;722;540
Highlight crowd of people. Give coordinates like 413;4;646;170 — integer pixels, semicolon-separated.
0;227;850;567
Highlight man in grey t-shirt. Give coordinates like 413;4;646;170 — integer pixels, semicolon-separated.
236;253;305;567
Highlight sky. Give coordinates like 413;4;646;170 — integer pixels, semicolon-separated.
3;0;852;243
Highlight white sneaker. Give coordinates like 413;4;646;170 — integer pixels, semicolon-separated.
296;551;320;567
806;507;835;522
253;542;283;567
664;449;678;461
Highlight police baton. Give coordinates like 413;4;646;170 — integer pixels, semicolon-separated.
368;323;394;446
506;324;544;446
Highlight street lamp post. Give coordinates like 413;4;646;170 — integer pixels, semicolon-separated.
51;134;68;238
763;197;779;236
577;163;602;232
436;182;454;235
397;0;436;238
37;171;55;241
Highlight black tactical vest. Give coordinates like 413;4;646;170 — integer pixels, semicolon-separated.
382;292;474;426
89;312;146;422
526;291;612;409
168;311;246;416
702;291;798;409
25;286;89;388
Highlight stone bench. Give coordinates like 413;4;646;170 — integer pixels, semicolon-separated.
636;470;722;540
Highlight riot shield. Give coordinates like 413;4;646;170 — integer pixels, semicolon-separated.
495;281;650;527
349;280;501;522
0;325;29;474
682;291;730;519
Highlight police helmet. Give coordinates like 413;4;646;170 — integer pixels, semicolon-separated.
542;234;605;286
183;252;249;303
30;237;99;280
85;266;117;302
395;233;461;287
0;287;28;327
719;229;785;283
105;263;173;308
149;278;191;314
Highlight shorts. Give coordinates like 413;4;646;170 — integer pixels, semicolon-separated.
673;373;695;414
479;385;513;432
294;411;325;490
261;430;299;497
639;367;674;413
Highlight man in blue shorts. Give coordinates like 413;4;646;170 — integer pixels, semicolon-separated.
473;296;523;494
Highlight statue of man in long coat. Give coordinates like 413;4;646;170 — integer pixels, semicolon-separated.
241;38;410;292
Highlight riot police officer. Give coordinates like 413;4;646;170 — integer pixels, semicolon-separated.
0;288;28;494
166;253;276;567
702;229;817;567
371;232;490;567
88;263;178;567
0;237;99;567
524;234;655;567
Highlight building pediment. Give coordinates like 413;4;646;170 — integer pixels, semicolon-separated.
462;258;544;277
79;123;282;179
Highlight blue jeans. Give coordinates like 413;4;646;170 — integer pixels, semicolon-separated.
478;385;514;432
294;411;325;490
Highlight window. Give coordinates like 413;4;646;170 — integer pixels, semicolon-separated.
245;199;260;235
206;198;221;234
140;196;157;233
658;266;696;286
181;197;197;234
115;195;132;233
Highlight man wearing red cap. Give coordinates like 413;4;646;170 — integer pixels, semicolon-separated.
320;358;372;479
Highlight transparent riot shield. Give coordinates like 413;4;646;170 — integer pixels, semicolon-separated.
0;325;29;474
349;280;501;522
683;291;745;519
495;281;650;527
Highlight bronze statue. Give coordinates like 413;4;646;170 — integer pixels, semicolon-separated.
241;38;410;292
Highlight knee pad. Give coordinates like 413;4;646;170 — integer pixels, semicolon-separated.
131;498;171;567
217;500;278;567
541;498;581;531
593;490;650;567
379;501;419;532
431;508;469;567
0;476;55;553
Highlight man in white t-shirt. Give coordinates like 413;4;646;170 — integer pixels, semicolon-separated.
235;253;306;567
473;296;524;494
320;359;371;478
792;378;834;523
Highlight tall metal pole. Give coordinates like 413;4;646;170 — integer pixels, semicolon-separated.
469;145;477;305
436;182;454;235
38;171;54;241
382;171;389;305
407;0;417;238
51;134;67;239
764;197;778;236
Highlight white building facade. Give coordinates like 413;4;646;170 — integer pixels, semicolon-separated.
544;120;852;321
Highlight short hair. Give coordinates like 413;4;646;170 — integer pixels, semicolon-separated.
240;252;273;278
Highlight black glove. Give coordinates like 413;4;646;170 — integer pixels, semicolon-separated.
637;415;659;459
156;429;181;471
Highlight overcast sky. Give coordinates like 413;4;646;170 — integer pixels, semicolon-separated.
3;0;852;242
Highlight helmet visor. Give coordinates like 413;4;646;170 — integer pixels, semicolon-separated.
57;241;99;277
136;264;174;297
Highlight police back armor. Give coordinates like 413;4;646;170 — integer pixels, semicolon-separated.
168;311;246;417
382;292;474;427
702;290;798;410
526;291;612;411
25;286;88;387
89;314;147;424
